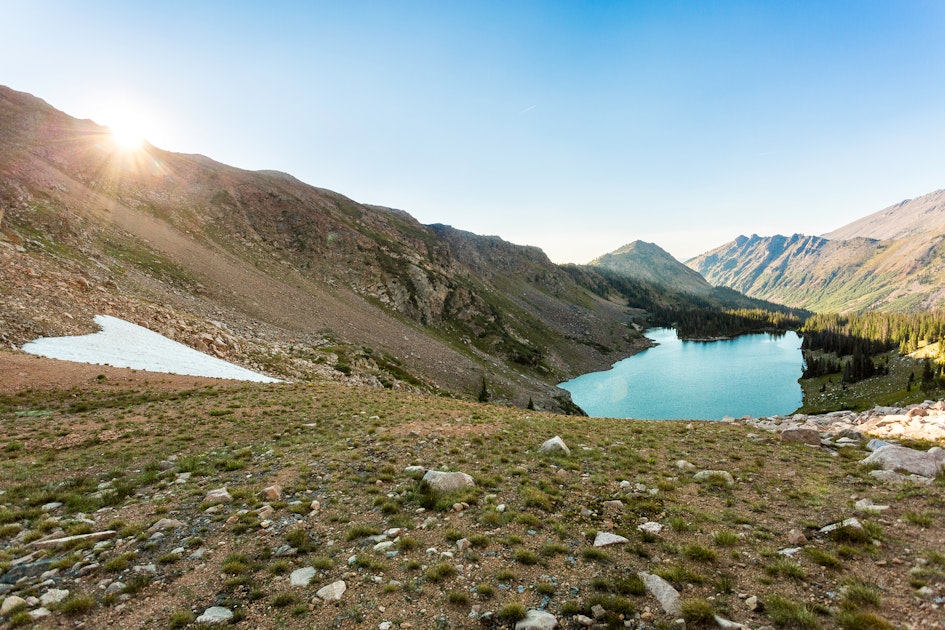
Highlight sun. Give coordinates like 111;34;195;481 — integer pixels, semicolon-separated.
108;122;145;151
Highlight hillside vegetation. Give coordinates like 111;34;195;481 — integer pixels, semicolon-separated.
0;356;943;629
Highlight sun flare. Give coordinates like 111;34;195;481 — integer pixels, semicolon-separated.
108;123;145;151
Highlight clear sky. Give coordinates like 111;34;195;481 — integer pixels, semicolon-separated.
2;1;944;263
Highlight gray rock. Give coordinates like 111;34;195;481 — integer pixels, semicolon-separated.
675;460;696;470
866;439;893;451
421;470;475;494
39;588;69;607
869;469;933;485
29;530;117;549
538;436;570;456
104;581;126;595
404;465;425;476
745;595;759;611
780;427;821;445
715;616;748;629
196;606;234;624
28;608;51;621
1;559;53;584
639;571;681;616
593;531;629;547
290;567;316;586
514;609;559;630
693;470;735;487
860;444;945;478
787;529;808;546
204;487;233;505
316;580;347;601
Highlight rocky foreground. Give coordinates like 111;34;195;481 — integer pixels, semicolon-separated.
0;366;944;629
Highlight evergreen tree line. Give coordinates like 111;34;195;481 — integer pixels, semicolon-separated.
651;307;805;339
801;311;945;357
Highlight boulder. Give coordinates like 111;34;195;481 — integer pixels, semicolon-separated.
148;518;185;533
860;444;945;478
421;470;475;494
638;571;681;616
39;589;69;607
514;609;559;629
637;521;663;535
538;436;570;456
780;427;821;445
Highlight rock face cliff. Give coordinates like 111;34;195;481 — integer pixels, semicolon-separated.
0;85;650;412
687;190;945;312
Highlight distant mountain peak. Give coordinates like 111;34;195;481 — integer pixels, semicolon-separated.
590;240;712;296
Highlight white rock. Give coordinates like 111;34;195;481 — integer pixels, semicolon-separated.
316;580;347;601
290;567;316;586
196;606;234;625
638;571;681;616
637;521;663;535
860;444;945;478
538;436;570;456
593;531;629;547
854;498;889;513
514;609;559;629
819;517;863;534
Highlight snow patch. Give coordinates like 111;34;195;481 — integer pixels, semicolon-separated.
22;315;280;383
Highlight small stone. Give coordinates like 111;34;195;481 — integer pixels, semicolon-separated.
593;531;629;547
290;567;317;586
456;538;471;552
204;487;233;505
538;436;571;456
41;502;63;512
404;465;425;475
316;580;347;602
28;608;51;621
745;595;759;611
575;614;593;626
591;604;606;619
786;528;808;546
310;500;321;512
196;606;234;625
675;459;696;470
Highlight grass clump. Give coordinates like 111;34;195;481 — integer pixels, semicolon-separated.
765;557;806;580
168;610;195;628
835;610;896;630
681;598;716;627
805;547;842;568
712;530;740;547
496;602;527;624
424;562;457;582
58;593;95;616
514;548;539;565
682;543;717;563
766;595;820;629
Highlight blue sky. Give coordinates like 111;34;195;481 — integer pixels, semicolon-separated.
2;1;944;262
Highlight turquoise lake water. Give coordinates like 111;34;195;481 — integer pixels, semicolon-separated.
559;328;804;420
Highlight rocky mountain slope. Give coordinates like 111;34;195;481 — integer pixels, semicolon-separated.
0;85;660;413
687;190;945;312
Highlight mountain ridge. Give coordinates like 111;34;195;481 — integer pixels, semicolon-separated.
687;190;945;312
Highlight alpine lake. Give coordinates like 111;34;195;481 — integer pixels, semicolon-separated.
560;327;804;420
